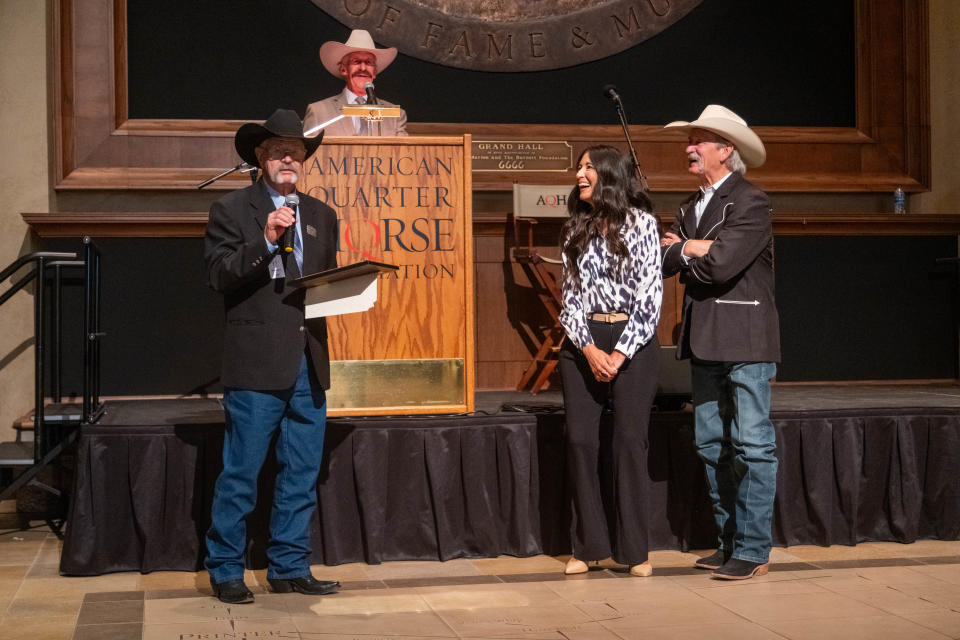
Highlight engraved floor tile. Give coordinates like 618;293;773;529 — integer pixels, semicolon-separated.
74;622;144;640
829;585;944;615
75;599;144;625
690;576;831;602
5;596;84;618
142;593;291;624
0;564;29;581
417;581;568;610
0;614;77;640
894;581;960;609
907;563;960;585
610;621;786;640
764;614;954;640
292;610;456;637
546;575;690;603
845;565;953;587
141;620;235;640
434;602;593;639
899;607;960;638
16;573;139;599
0;541;42;565
287;588;431;616
710;590;886;622
594;597;742;631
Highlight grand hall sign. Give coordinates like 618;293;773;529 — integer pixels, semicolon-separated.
316;0;702;71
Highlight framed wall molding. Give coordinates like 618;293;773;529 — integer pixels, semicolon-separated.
53;0;929;194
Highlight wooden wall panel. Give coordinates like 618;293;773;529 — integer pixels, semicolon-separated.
53;0;929;194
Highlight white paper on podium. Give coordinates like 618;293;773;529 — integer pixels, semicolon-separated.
304;272;379;319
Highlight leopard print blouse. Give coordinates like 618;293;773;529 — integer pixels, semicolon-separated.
559;208;663;358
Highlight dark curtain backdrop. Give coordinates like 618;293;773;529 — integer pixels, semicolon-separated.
127;0;855;126
775;236;959;381
60;402;960;575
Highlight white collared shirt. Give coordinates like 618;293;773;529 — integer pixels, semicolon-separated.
681;171;734;264
694;170;734;227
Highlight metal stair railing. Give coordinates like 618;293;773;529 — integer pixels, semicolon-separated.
0;237;104;504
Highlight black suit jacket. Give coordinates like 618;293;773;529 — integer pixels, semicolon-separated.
661;172;780;363
204;181;339;391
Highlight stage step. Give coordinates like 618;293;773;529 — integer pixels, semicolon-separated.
14;403;83;438
0;441;33;466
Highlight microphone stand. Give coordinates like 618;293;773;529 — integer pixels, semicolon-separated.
197;162;258;190
608;93;650;193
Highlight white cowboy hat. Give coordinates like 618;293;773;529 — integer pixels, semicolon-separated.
319;29;397;78
665;105;766;167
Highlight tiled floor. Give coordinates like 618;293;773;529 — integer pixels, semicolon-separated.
0;521;958;640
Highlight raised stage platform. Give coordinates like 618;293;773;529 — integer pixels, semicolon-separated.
59;386;960;575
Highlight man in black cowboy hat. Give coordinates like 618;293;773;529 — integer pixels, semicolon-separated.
203;108;339;604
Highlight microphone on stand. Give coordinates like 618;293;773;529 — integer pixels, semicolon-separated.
602;84;621;103
281;193;299;254
364;81;378;105
602;84;649;192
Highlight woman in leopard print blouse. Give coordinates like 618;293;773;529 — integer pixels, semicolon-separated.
558;145;663;577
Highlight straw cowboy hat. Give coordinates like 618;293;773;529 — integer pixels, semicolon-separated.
234;109;323;168
665;105;766;167
319;29;397;77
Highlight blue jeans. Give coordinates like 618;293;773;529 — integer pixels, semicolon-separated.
691;360;777;564
205;356;327;583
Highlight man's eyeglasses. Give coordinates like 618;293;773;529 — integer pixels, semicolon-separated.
259;145;307;161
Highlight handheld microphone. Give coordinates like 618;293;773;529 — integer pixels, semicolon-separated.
281;193;299;254
602;84;621;102
364;82;378;105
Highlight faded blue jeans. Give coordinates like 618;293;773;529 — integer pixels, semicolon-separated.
205;356;327;584
691;360;778;564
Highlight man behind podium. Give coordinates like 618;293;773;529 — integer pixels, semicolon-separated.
203;109;339;604
303;29;408;136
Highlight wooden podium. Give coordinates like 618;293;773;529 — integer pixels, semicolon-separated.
299;136;474;416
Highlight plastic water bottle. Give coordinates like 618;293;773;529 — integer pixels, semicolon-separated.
893;187;906;214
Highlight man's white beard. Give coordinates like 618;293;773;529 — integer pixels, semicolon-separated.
271;166;298;184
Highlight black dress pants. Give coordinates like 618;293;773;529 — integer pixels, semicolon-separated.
559;320;659;566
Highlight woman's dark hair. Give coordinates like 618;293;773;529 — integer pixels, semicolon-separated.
561;145;653;288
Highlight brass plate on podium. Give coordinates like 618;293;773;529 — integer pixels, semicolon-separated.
341;105;405;119
327;359;465;412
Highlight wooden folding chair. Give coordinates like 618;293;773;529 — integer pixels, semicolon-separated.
509;185;568;394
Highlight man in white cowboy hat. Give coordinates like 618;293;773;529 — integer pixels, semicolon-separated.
203;108;340;604
660;105;781;581
303;29;408;136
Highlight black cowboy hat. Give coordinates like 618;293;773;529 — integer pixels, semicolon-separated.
234;108;323;168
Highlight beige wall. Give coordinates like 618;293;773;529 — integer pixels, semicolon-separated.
0;1;49;441
915;0;960;214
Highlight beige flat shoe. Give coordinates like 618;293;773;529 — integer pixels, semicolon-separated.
564;557;589;575
629;562;653;577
